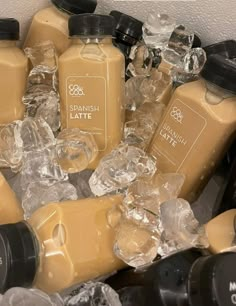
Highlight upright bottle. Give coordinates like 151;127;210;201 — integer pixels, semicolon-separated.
106;248;236;306
110;10;143;69
0;172;23;224
24;0;97;55
0;18;27;125
148;55;236;202
205;209;236;254
0;195;125;294
59;14;125;168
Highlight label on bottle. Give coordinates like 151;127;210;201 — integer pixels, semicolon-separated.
149;99;207;172
66;76;107;151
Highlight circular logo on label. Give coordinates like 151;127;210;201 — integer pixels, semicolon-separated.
170;107;184;124
68;84;85;97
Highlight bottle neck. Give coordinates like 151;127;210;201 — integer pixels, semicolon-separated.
51;3;71;17
71;37;113;45
204;79;235;105
0;41;17;48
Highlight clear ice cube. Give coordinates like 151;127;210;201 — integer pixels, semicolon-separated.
114;218;160;268
161;25;194;67
63;282;122;306
126;43;153;78
158;198;209;256
183;48;207;74
24;40;58;72
23;41;60;132
125;77;145;111
142;12;176;49
89;144;157;196
56;129;98;173
22;181;78;219
20;117;55;153
0;288;63;306
168;25;194;55
122;173;185;230
124;103;165;150
0;121;23;172
20;149;67;190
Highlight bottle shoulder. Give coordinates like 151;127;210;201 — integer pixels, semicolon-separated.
34;6;69;23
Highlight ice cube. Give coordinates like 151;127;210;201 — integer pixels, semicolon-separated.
126;43;153;78
20;117;55;153
142;12;176;49
55;129;98;173
89;144;157;196
122;173;185;230
183;48;207;74
125;77;145;111
124;103;165;150
158;198;209;256
20;149;67;190
0;121;23;172
24;40;58;72
114;218;160;268
0;287;63;306
63;282;122;306
22;181;78;219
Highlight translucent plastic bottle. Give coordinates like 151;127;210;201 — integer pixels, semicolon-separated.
59;14;125;168
0;195;125;294
148;55;236;202
24;0;97;55
0;19;27;125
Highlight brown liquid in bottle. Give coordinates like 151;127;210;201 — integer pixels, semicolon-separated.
148;77;236;202
0;172;23;224
0;20;27;124
205;209;236;254
28;195;125;293
24;6;70;56
59;15;125;169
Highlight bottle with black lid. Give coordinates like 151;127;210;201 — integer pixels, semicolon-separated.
0;18;27;125
148;54;236;202
110;10;143;68
59;14;125;168
24;0;97;55
0;196;125;294
204;40;236;59
106;248;236;306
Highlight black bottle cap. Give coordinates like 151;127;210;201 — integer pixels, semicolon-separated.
110;10;143;45
204;40;236;59
193;34;202;48
200;54;236;94
0;18;19;41
69;14;115;37
51;0;97;15
189;252;236;306
0;222;38;293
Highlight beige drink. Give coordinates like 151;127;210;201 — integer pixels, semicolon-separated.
0;172;23;224
0;19;27;125
0;195;125;294
59;14;125;168
205;209;236;254
24;0;97;55
148;55;236;202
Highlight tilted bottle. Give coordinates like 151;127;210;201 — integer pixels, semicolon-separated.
0;195;125;294
106;248;236;306
24;0;97;55
148;55;236;202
